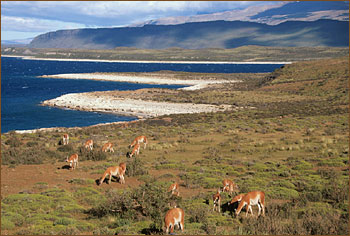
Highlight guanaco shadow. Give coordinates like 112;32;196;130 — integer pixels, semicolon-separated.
59;165;72;170
95;176;121;186
221;201;240;217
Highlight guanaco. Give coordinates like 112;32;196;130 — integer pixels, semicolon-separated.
84;139;93;151
101;142;114;153
235;190;265;217
62;133;69;145
129;135;148;149
229;193;245;205
98;162;126;185
66;153;78;170
222;179;238;195
212;189;222;212
168;182;180;196
164;208;184;234
126;143;140;158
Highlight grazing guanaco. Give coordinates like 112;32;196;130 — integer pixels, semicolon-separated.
66;153;78;170
129;135;148;149
212;189;222;212
62;133;69;145
101;142;114;153
235;190;265;217
164;208;184;234
126;143;140;158
98;162;126;185
229;193;245;205
222;179;238;195
84;139;93;151
168;182;180;196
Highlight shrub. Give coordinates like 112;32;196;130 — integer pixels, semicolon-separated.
125;157;148;177
87;181;175;232
57;144;74;153
4;137;21;147
79;147;107;161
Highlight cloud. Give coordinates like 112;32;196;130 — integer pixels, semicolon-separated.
2;1;278;27
1;16;86;32
1;1;279;40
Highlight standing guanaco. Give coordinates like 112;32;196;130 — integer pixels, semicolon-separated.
222;179;238;195
84;139;93;151
101;142;114;153
212;189;222;212
126;143;140;158
129;135;148;149
235;190;265;217
168;182;180;196
66;153;78;170
98;162;126;185
62;133;69;145
164;208;184;234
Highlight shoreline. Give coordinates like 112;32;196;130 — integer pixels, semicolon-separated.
1;54;292;64
40;73;237;90
13;119;144;134
41;92;235;120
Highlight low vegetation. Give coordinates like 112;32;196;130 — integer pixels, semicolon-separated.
2;45;349;62
1;56;348;235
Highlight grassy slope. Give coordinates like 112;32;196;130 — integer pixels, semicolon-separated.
1;57;349;235
2;45;349;62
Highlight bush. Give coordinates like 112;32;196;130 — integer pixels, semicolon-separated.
125;157;148;177
79;147;107;161
57;144;74;153
87;181;175;232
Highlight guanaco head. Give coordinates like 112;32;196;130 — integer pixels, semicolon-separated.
119;162;126;172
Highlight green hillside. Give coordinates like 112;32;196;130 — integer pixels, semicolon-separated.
1;57;348;235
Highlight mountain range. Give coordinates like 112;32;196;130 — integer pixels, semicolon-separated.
27;1;349;50
29;19;349;50
132;1;348;26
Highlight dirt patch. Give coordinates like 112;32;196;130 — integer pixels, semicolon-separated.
1;161;142;199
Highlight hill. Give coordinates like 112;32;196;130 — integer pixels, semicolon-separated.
28;19;349;50
1;57;348;235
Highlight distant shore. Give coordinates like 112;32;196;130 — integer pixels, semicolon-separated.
1;54;292;64
40;73;237;90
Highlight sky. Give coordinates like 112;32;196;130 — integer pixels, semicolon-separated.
1;1;280;41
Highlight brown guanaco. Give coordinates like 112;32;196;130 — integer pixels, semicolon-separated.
164;208;184;234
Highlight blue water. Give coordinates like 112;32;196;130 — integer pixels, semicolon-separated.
1;57;283;133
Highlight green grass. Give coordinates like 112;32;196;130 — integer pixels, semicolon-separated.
1;56;349;235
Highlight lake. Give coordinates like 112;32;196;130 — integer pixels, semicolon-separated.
1;56;283;133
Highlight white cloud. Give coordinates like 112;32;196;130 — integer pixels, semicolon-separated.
1;16;87;32
1;1;279;40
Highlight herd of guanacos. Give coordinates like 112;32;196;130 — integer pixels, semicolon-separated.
62;133;265;234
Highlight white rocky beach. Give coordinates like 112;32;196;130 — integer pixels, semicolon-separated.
42;92;233;119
